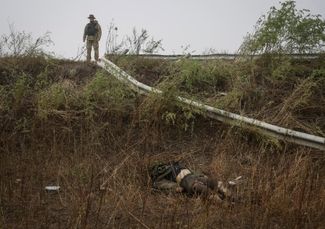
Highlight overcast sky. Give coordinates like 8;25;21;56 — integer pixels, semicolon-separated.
1;0;324;59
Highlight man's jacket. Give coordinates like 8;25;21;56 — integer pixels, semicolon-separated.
83;21;102;42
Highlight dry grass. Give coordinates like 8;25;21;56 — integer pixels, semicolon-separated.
1;125;324;228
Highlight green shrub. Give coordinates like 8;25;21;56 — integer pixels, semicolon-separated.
37;81;78;118
0;85;9;111
12;73;31;108
167;60;231;94
83;71;136;114
271;59;293;80
34;65;52;90
311;68;325;79
240;0;325;54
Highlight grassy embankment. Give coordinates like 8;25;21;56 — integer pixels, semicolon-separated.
0;55;324;228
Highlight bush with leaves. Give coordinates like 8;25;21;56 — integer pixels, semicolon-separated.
164;60;231;96
83;71;136;114
240;0;325;54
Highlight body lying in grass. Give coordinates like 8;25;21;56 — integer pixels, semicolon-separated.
149;161;241;200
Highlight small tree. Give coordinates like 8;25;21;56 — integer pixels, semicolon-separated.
0;24;53;57
105;21;125;54
240;0;325;54
105;21;164;55
125;28;163;54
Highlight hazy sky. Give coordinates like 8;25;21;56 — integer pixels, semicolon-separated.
1;0;324;59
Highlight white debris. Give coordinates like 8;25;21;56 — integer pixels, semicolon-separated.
45;186;60;192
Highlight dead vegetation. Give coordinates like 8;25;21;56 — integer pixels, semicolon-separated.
0;55;324;228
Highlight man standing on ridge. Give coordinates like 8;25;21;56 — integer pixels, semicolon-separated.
83;14;102;62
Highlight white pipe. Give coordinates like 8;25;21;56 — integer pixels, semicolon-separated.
97;58;325;151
